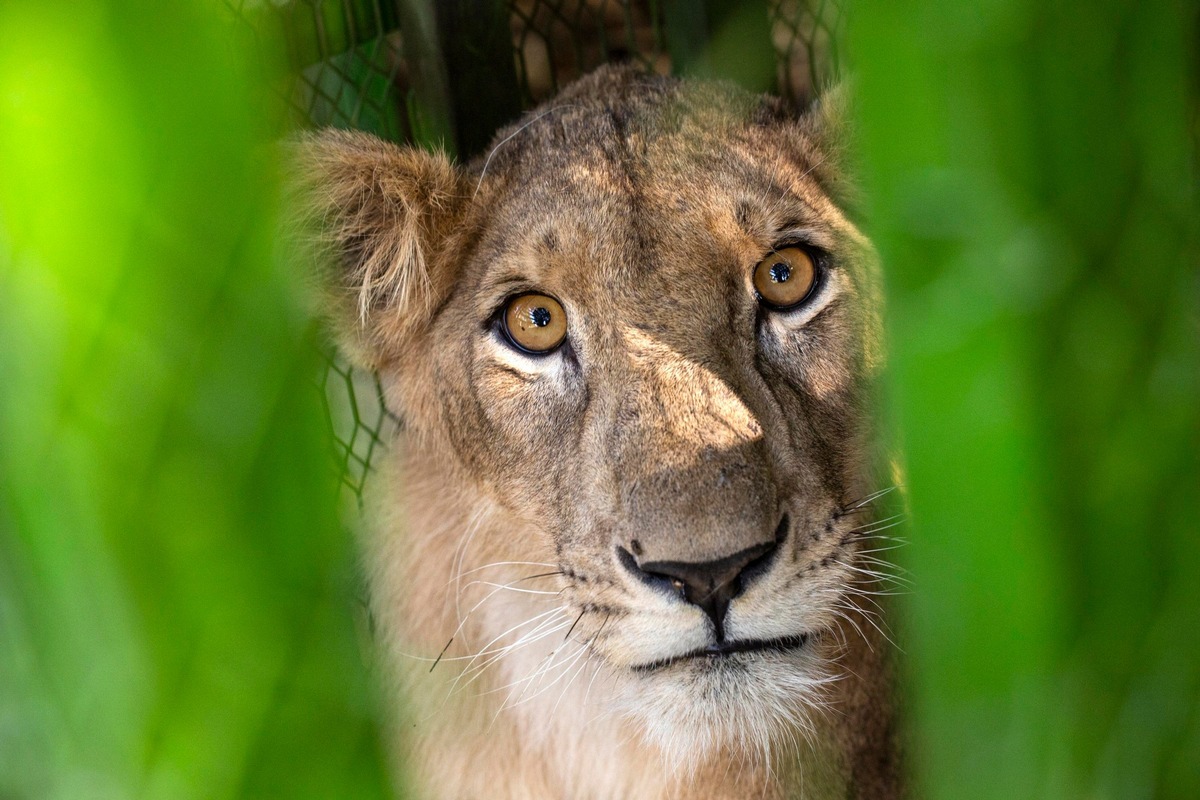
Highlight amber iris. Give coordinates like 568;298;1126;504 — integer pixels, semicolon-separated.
753;247;817;309
503;293;568;353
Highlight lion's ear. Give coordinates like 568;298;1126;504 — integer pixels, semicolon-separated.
292;129;467;370
797;82;860;213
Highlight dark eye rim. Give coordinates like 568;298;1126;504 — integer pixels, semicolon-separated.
494;291;569;356
753;243;827;313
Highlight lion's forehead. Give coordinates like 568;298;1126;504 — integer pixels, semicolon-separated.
467;118;836;318
490;107;793;216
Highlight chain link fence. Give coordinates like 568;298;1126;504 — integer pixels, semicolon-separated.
228;0;843;504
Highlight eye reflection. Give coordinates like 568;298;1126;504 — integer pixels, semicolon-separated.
753;247;817;310
502;293;568;354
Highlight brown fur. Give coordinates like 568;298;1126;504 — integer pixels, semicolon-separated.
295;65;902;799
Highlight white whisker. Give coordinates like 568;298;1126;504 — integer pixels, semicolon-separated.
461;580;562;595
474;105;577;199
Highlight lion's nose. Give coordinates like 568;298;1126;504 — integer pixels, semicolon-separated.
618;517;786;641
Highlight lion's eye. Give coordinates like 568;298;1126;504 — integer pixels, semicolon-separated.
753;247;817;310
501;293;568;354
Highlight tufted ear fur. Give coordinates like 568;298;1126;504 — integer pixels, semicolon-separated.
796;82;861;215
291;129;468;370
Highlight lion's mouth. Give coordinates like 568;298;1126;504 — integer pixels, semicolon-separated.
630;634;809;673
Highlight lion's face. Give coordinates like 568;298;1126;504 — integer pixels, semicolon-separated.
299;66;884;776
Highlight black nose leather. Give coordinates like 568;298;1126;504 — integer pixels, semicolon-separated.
620;525;783;641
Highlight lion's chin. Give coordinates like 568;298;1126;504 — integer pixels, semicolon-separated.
611;646;835;775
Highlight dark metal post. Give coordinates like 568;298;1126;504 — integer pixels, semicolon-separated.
434;0;524;160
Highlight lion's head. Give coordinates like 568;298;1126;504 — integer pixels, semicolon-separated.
297;65;896;797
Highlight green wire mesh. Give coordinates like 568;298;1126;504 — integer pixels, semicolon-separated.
229;1;416;136
231;0;843;504
319;357;404;500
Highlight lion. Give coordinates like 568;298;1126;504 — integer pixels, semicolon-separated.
295;64;903;799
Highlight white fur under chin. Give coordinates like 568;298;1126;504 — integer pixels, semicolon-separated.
496;629;837;788
611;650;835;777
475;605;840;796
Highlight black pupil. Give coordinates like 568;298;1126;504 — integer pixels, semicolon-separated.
769;262;791;283
529;306;552;327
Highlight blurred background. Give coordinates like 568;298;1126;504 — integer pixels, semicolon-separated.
0;0;1195;798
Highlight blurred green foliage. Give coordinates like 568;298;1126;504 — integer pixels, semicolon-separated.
0;1;391;797
853;0;1200;797
0;0;1196;798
